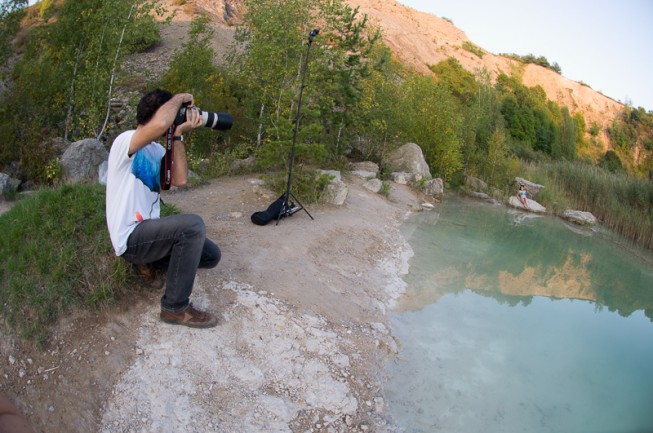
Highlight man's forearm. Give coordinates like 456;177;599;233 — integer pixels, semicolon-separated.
152;93;192;135
171;139;188;186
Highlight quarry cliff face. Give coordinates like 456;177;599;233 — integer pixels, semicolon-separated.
348;0;623;136
171;0;623;138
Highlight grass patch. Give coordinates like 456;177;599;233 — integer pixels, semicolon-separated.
0;184;152;345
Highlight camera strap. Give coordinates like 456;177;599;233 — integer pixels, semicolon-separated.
160;125;175;191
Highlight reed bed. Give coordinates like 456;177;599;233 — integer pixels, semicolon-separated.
526;161;653;251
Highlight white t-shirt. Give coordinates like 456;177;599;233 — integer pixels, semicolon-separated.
106;130;166;256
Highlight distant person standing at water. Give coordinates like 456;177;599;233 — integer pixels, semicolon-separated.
518;184;529;209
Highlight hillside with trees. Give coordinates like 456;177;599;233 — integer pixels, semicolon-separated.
0;0;651;249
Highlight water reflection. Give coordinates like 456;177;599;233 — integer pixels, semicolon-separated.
387;197;653;433
397;197;653;320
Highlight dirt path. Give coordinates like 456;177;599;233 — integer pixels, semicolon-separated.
1;174;424;433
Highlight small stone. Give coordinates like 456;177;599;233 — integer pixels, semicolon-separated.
18;368;26;378
48;405;55;413
8;355;15;365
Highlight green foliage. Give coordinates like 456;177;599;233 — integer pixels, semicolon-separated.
349;43;399;161
255;138;328;173
457;68;506;181
0;185;126;344
0;0;27;65
263;169;334;204
589;122;601;137
606;105;653;176
482;128;513;186
598;150;624;173
228;0;380;159
608;119;632;149
38;0;55;20
122;13;161;53
0;0;164;179
502;52;562;74
391;73;463;180
497;73;580;161
160;15;239;158
461;41;484;58
429;57;478;105
552;106;578;160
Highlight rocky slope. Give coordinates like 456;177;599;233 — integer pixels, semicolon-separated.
349;0;622;143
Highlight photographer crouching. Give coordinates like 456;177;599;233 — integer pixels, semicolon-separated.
105;89;223;328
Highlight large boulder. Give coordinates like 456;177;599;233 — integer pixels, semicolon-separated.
390;172;414;185
0;172;21;197
422;178;444;197
363;178;383;193
508;195;546;213
562;209;598;226
514;177;544;199
466;176;488;192
318;170;348;205
385;143;431;180
349;161;379;175
60;138;108;184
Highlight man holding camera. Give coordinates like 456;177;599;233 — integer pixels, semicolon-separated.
106;89;221;328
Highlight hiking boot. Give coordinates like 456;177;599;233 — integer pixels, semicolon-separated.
160;303;219;328
133;263;165;290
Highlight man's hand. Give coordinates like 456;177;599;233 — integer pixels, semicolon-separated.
176;106;204;135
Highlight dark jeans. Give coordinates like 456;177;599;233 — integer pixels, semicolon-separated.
122;214;221;312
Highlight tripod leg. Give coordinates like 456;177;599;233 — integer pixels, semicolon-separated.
289;191;314;220
275;191;291;225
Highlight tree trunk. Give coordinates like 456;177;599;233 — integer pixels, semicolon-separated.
64;48;81;142
97;2;136;141
256;102;265;147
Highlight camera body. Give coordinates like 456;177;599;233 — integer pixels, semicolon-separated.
174;102;233;131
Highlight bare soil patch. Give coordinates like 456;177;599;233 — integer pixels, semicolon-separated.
1;175;423;433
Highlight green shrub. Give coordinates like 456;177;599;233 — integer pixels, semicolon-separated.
262;169;334;204
462;41;484;59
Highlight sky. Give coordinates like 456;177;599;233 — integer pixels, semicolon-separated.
396;0;653;112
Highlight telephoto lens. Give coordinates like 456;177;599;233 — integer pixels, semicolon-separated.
199;110;233;131
174;104;233;131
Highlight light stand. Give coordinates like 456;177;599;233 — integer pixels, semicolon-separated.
276;29;319;225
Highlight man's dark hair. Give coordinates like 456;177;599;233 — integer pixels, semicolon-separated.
136;88;173;125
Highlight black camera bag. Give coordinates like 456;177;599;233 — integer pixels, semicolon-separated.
251;195;288;225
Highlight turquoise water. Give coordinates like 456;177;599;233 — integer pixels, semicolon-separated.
386;197;653;433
